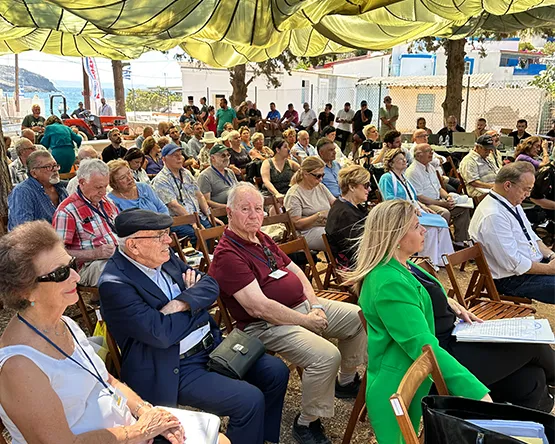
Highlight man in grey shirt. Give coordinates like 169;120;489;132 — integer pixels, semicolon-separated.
187;122;204;159
197;144;238;208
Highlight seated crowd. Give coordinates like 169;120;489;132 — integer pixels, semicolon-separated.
1;100;555;444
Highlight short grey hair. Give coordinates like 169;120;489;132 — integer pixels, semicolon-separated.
26;151;53;171
495;161;535;185
227;182;263;209
77;146;98;161
15;138;35;157
77;158;110;181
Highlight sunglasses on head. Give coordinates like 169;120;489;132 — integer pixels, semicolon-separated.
310;172;325;179
36;258;77;283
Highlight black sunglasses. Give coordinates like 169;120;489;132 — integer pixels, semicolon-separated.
310;172;325;179
37;258;77;283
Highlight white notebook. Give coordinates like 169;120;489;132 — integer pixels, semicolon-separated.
452;318;555;344
157;407;221;444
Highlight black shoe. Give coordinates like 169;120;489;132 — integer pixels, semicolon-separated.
335;372;361;399
292;414;332;444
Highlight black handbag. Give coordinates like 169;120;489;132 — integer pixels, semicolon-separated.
207;329;266;379
422;395;555;444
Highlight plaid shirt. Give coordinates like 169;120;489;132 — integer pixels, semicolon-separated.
8;158;28;185
53;190;119;267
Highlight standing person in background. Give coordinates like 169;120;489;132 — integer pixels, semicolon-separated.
509;119;532;147
199;96;209;122
352;101;373;147
216;98;236;136
416;117;433;136
135;126;153;149
318;104;335;134
204;106;217;134
473;118;488;140
187;96;200;116
40;116;82;173
336;102;355;154
379;96;399;139
99;98;113;116
297;102;317;135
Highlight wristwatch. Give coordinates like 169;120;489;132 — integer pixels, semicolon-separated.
311;304;325;313
547;252;555;261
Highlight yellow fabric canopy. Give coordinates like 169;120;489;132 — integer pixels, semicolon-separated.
1;0;554;66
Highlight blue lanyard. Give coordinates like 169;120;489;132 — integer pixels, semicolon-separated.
211;166;233;187
224;234;276;271
17;314;113;394
77;187;116;232
488;193;534;246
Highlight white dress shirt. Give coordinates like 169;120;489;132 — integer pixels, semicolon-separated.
336;109;355;132
405;160;441;200
469;191;542;279
299;109;317;127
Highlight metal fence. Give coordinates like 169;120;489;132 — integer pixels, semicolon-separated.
179;80;554;136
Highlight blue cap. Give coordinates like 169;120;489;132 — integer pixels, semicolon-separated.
161;143;182;157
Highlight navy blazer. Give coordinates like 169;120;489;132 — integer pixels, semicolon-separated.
98;250;221;407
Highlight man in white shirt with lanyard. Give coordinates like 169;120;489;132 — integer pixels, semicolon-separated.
469;162;555;304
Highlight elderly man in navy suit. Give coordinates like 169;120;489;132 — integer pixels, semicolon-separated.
99;208;289;444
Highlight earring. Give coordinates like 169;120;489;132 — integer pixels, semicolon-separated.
397;244;401;249
30;301;35;307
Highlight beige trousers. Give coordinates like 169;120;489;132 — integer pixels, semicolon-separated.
428;204;471;243
244;298;366;417
78;259;108;287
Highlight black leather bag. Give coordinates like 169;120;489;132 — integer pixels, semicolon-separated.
207;329;266;379
422;396;555;443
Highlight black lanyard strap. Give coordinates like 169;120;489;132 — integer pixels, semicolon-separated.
488;193;534;245
211;166;233;187
392;172;416;203
77;187;116;232
224;234;277;271
17;314;113;394
171;170;185;203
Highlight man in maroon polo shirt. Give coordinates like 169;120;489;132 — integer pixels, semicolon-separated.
209;182;366;444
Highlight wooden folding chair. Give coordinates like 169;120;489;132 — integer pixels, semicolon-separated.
442;242;535;320
261;211;298;244
321;233;351;292
73;285;98;335
263;195;282;214
103;322;122;379
342;310;368;444
172;213;202;249
390;345;449;444
436;170;447;192
208;207;228;227
278;236;354;303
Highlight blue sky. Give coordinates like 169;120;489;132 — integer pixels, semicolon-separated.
0;49;183;89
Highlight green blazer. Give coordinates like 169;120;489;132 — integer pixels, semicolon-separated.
359;258;489;444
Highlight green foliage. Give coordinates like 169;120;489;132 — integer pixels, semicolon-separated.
518;41;536;51
125;87;182;112
530;64;555;95
542;41;555;56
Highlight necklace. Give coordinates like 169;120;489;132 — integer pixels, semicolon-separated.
118;186;138;200
18;316;67;336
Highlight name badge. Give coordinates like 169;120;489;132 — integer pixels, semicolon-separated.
111;387;128;416
269;269;288;279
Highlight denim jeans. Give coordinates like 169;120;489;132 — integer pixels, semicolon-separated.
494;274;555;305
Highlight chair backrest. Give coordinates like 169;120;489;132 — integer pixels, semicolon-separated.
209;207;228;227
104;322;122;378
441;242;502;307
278;236;325;290
263;195;282;214
195;224;226;272
436;170;446;191
445;156;458;178
321;233;349;290
172;213;201;228
390;345;449;444
261;211;298;244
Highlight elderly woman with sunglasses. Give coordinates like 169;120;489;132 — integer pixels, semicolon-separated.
284;156;336;251
0;221;189;444
325;165;370;269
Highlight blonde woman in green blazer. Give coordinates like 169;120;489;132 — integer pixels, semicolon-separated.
343;200;491;443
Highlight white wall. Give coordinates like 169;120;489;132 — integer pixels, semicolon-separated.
331;55;390;78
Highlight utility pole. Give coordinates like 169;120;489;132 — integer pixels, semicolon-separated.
14;54;19;113
82;58;91;110
111;60;126;117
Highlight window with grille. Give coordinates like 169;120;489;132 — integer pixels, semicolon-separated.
416;94;435;113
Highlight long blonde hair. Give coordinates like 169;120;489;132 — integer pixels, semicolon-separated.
290;156;324;185
342;200;416;295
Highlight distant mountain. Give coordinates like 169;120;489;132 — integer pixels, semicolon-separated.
0;65;58;92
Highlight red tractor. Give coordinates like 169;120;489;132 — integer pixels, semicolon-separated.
50;94;129;139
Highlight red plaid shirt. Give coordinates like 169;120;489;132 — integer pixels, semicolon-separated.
53;192;119;267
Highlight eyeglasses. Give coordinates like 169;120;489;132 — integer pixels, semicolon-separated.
361;182;370;190
262;245;278;272
34;163;60;172
309;172;325;180
37;257;77;283
218;152;231;158
131;229;171;242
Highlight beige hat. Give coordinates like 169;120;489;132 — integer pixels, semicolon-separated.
219;131;230;142
200;131;219;144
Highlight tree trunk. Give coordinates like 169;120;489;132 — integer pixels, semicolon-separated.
111;60;126;117
0;119;11;234
441;38;466;123
229;64;248;108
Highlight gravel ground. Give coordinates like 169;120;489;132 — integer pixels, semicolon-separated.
0;265;553;444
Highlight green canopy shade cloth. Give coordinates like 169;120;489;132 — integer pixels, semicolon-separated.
1;0;555;66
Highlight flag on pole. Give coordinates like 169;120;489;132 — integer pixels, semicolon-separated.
122;65;132;80
83;57;102;100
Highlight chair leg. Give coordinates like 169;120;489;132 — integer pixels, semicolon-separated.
76;292;95;334
342;373;367;444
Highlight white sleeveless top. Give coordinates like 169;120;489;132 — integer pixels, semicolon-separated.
0;317;137;444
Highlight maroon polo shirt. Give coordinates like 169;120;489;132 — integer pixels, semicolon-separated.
209;228;307;329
